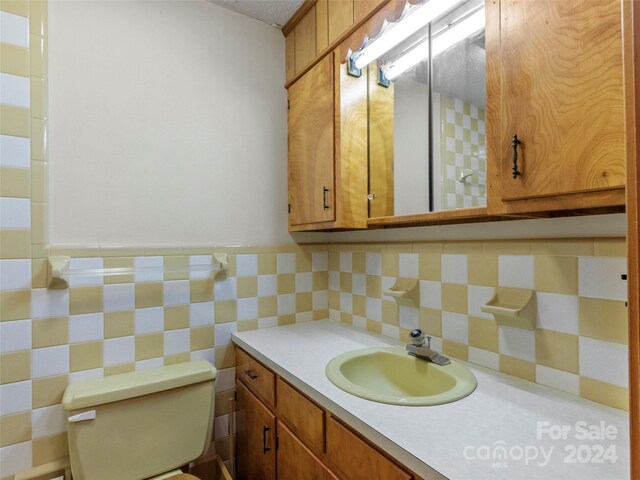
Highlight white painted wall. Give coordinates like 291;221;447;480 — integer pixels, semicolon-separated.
49;1;293;246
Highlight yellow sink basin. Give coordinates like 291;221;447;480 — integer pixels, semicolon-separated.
325;347;477;406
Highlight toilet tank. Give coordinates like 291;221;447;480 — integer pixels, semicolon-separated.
62;360;217;480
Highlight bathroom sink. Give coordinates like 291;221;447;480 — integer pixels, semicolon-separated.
325;347;477;406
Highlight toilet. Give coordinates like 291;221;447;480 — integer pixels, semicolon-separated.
62;360;217;480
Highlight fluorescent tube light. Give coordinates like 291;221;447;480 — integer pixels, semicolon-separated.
353;0;466;70
382;8;484;81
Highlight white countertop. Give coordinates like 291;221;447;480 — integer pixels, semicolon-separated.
232;320;629;480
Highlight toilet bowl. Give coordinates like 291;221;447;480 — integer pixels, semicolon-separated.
62;360;217;480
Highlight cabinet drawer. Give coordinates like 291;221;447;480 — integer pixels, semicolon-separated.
277;421;338;480
326;416;412;480
236;347;276;408
276;377;325;455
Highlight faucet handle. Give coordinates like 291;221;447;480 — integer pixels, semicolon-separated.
410;329;425;346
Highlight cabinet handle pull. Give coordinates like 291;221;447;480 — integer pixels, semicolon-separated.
263;426;271;454
323;186;330;210
512;134;522;179
243;369;257;380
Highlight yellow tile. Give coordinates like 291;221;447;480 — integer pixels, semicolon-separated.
31;243;48;259
340;312;352;325
30;0;47;38
296;292;312;312
339;273;352;293
443;242;482;254
328;252;339;272
277;274;295;294
164;353;190;365
313;309;328;320
32;316;68;348
215;300;236;323
482;240;530;255
277;314;295;326
531;239;594;256
225;254;236;277
32;374;68;408
0;0;29;17
418;253;441;281
135;333;163;361
238;319;258;332
31;118;45;160
103;257;134;284
31;257;47;289
580;377;629;411
535;329;578;373
191;325;214;351
164;256;189;281
0;43;28;76
31;202;48;244
352;295;366;317
0;167;30;198
312;271;328;291
104;311;134;338
0;350;30;384
441;283;468;314
366;275;381;298
468;254;498;286
499;355;536;382
30;76;46;119
579;297;628;344
50;246;99;258
366;319;382;334
32;433;69;467
412;242;443;254
296;252;312;272
258;253;276;274
381;252;398;276
69;286;103;315
381;300;398;325
164;305;189;330
535;256;578;294
0;105;29;137
419;307;441;337
70;341;103;372
468;316;498;352
594;238;626;257
100;247;144;257
443;340;468;361
135;282;163;308
30;34;45;78
190;279;213;303
352;253;366;274
0;411;31;447
215;388;235;416
237;276;257;298
0;228;30;259
104;363;134;376
328;290;339;310
0;289;30;321
214;345;234;369
258;296;276;318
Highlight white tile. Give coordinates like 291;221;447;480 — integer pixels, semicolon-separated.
312;252;328;272
0;135;30;168
258;317;278;329
0;73;29;108
329;309;340;321
295;272;312;292
163;280;189;306
237;297;258;321
215;323;237;347
0;319;30;352
468;347;499;370
277;293;295;315
399;305;419;330
579;337;628;388
0;11;29;47
0;197;30;228
536;365;580;396
189;255;212;280
352;273;366;296
428;336;443;352
499;326;535;362
381;323;400;340
190;348;215;365
0;441;32;478
296;311;313;323
381;276;396;301
69;368;103;384
399;254;419;279
257;274;277;296
32;345;69;378
366;253;382;276
339;252;352;273
340;292;353;314
312;290;328;310
214;414;230;441
135;358;164;371
441;311;468;344
419;280;441;309
164;330;189;356
328;271;340;291
134;256;163;283
0;380;31;415
31;288;69;318
214;276;236;301
190;301;214;327
103;336;135;366
236;254;258;277
352;315;367;330
31;405;66;438
579;257;627;301
0;259;31;290
134;307;163;334
366;297;382;322
441;254;467;284
215;367;236;392
277;253;295;274
467;285;494;319
498;255;535;289
68;257;104;287
536;292;579;335
69;313;103;343
103;283;135;312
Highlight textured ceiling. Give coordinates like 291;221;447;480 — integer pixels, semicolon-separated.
211;0;304;28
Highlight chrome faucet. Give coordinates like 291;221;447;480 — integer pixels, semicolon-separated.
406;329;451;366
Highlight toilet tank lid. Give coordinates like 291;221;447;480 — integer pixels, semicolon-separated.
62;360;217;411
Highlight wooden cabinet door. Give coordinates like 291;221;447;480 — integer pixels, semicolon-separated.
498;0;625;202
277;421;336;480
288;53;336;226
236;381;276;480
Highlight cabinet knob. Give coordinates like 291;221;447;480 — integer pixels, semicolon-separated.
512;134;522;179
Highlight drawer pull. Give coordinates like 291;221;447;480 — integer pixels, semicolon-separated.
323;186;330;210
243;369;258;380
263;426;271;454
512;133;522;179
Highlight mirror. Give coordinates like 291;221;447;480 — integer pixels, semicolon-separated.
366;0;486;217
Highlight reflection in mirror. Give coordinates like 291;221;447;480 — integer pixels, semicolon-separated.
364;0;486;217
